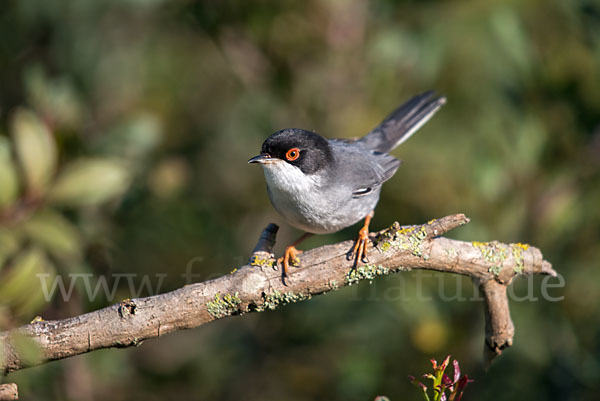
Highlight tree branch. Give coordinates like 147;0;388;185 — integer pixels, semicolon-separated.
0;214;555;375
0;383;18;400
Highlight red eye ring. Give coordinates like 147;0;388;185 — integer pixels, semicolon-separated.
286;147;300;161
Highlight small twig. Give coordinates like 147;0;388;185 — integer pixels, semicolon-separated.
0;214;555;374
251;223;279;255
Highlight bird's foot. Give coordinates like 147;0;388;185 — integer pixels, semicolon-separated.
278;245;303;277
348;225;370;265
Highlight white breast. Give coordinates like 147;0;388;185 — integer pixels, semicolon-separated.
262;161;335;233
261;161;375;234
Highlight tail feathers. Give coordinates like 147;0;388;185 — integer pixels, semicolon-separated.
357;91;446;153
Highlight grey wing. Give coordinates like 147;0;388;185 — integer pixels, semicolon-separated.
328;140;401;197
350;152;401;197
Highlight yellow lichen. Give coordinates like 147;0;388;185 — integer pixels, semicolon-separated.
380;241;391;252
250;253;276;268
397;227;416;235
511;243;530;273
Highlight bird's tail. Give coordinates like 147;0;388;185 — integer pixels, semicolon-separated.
357;91;446;153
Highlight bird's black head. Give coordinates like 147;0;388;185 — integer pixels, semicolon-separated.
250;128;334;174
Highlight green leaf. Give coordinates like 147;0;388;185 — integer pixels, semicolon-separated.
0;136;20;209
0;247;48;307
48;158;131;207
25;66;85;129
490;8;532;74
98;112;162;160
0;229;22;273
11;109;57;196
14;259;56;318
21;209;82;260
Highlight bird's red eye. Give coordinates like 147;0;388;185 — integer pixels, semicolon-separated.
286;148;300;161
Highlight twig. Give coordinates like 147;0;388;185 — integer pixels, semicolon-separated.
0;214;555;375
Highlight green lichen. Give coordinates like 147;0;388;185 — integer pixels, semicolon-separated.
403;226;428;257
488;264;503;275
472;241;508;276
375;223;429;258
374;222;402;249
346;264;390;285
206;292;242;318
511;242;530;274
260;290;312;311
445;247;458;257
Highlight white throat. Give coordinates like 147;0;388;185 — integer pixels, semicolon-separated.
261;161;322;194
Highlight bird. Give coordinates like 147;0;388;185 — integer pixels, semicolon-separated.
248;91;446;278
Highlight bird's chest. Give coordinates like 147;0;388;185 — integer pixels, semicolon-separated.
261;163;372;233
263;164;324;214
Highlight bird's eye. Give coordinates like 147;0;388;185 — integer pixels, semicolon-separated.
286;148;300;161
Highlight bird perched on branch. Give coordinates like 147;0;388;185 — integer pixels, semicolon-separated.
249;91;445;278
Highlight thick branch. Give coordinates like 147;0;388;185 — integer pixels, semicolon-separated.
0;214;555;374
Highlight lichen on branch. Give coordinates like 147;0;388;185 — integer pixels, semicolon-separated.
0;214;555;375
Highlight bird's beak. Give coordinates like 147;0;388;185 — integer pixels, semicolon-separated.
248;154;277;164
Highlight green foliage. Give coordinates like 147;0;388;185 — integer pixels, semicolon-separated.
0;108;135;320
11;109;57;196
0;0;598;400
0;137;19;208
0;247;53;318
409;356;473;401
48;158;131;207
21;209;81;261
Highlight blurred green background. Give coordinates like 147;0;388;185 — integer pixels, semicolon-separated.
0;0;599;400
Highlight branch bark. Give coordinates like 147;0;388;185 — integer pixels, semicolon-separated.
0;383;18;400
0;214;555;375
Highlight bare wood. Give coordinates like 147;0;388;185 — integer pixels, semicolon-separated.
0;383;18;400
0;214;555;375
479;279;515;367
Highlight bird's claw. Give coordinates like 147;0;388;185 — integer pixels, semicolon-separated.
278;245;303;277
348;226;370;265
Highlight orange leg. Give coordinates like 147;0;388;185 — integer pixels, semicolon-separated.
278;233;313;277
350;212;373;265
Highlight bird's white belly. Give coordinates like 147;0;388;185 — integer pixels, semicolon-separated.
262;162;377;234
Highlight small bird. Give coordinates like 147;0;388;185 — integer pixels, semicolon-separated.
249;91;446;277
